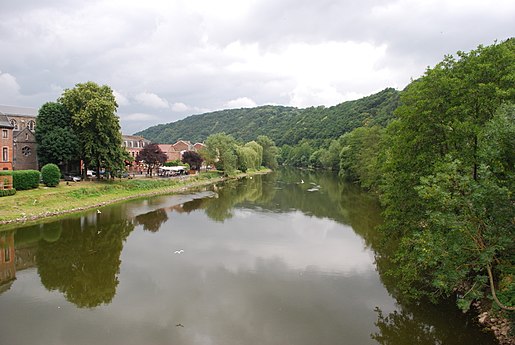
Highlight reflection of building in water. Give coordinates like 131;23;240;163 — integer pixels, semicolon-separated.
0;232;16;293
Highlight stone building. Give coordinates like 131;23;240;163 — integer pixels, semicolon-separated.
0;105;38;170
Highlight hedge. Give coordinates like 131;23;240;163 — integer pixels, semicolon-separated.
0;188;16;197
41;163;61;187
0;170;40;190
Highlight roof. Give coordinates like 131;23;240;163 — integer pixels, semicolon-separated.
0;112;14;128
122;134;148;141
158;144;173;151
0;105;38;117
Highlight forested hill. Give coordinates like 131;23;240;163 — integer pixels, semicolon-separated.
135;88;400;146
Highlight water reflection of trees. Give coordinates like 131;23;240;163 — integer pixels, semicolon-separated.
134;208;168;232
36;207;134;308
372;301;497;345
181;174;277;222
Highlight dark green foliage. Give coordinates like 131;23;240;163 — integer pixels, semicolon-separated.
135;88;399;146
41;163;61;187
0;188;16;197
36;102;80;168
59;81;126;178
1;170;40;190
379;39;515;310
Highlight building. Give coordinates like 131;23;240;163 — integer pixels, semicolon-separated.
0;113;14;171
0;105;38;170
122;135;150;159
122;135;150;174
158;140;206;162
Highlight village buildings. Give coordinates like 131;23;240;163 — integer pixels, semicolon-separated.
0;105;206;174
158;140;206;162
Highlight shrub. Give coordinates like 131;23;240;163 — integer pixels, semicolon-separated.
0;170;40;190
0;188;16;197
41;163;61;187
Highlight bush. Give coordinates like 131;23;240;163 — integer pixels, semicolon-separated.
41;163;61;187
0;188;16;197
0;170;40;190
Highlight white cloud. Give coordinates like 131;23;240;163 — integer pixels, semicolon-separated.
0;1;513;132
134;92;169;109
171;102;189;112
0;71;21;104
121;112;159;122
225;97;257;109
113;89;130;106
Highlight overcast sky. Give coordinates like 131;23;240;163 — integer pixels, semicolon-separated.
0;0;513;134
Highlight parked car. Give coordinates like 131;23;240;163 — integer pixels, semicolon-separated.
64;174;81;182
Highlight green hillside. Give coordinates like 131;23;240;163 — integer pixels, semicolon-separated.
135;88;400;145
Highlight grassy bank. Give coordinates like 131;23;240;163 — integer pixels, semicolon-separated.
0;169;269;228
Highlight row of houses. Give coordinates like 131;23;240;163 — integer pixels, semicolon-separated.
0;104;205;172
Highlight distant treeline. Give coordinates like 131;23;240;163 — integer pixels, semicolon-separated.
135;87;400;147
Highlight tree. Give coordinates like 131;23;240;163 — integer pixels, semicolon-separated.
378;39;515;309
319;139;341;172
36;102;79;171
136;143;167;177
181;151;203;171
59;81;125;179
257;135;278;170
203;133;238;175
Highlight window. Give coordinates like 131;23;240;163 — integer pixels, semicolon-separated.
4;246;10;263
2;130;7;138
28;120;35;131
2;147;7;162
9;119;18;130
123;141;127;147
22;146;31;156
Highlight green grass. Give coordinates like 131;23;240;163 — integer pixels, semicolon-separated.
0;171;229;226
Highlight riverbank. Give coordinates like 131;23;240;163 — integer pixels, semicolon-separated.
0;169;270;229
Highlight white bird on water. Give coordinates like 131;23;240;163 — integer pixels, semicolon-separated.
300;179;304;184
97;209;101;214
174;249;184;254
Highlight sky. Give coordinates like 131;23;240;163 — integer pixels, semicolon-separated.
0;0;513;135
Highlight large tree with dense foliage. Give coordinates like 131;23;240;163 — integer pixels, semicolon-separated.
379;39;515;311
136;143;167;177
256;135;278;170
59;81;126;178
36;102;80;170
203;133;238;175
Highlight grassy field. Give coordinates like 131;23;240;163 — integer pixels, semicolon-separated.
0;171;231;227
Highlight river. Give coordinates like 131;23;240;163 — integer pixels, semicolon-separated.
0;169;497;345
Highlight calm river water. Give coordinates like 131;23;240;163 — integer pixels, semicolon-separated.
0;169;497;345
